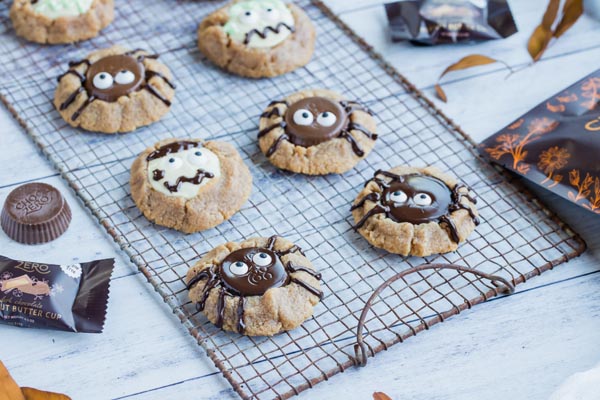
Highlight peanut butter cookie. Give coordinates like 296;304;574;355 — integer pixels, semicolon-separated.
54;46;175;134
10;0;114;44
258;89;377;175
130;138;252;233
351;166;479;256
186;236;323;336
197;0;315;78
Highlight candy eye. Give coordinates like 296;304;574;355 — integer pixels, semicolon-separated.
114;70;135;85
389;190;407;203
239;10;259;24
92;72;113;90
187;149;205;166
164;156;183;170
293;109;314;126
229;261;249;276
316;111;337;127
252;252;273;267
263;7;280;21
413;193;433;206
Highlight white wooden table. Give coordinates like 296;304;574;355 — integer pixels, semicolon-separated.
2;1;600;399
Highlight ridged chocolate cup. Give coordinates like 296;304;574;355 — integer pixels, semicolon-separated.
1;182;72;245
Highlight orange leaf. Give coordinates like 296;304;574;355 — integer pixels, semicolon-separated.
554;0;584;38
21;388;71;400
373;392;393;400
546;102;565;112
0;362;25;400
528;0;560;61
434;84;447;103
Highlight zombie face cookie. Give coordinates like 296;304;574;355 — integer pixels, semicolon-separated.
54;46;175;133
186;236;322;336
10;0;114;44
351;166;479;256
197;0;315;78
130;138;252;233
258;89;377;175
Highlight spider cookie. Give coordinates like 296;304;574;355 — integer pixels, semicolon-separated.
130;138;252;233
258;89;377;174
186;236;323;336
351;166;479;257
54;46;175;133
10;0;114;44
197;0;315;78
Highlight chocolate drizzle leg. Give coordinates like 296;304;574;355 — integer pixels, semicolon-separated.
352;171;479;243
187;237;323;334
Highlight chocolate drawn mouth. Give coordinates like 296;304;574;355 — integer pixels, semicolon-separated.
154;169;215;193
243;22;295;45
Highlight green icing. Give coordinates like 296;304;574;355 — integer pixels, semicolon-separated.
32;0;94;19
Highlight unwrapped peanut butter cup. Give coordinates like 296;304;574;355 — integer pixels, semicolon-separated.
1;182;72;245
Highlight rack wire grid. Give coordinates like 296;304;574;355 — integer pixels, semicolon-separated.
0;0;587;399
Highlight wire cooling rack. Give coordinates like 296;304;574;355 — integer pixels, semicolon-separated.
0;0;586;399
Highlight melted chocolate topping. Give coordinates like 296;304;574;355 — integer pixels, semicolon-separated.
84;55;145;102
244;22;295;45
186;236;323;334
147;141;200;161
352;171;479;243
162;169;214;193
284;97;349;147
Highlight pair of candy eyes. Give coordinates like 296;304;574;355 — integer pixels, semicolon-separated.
237;7;281;25
92;70;136;90
389;191;433;207
229;252;273;276
293;109;337;127
162;151;205;170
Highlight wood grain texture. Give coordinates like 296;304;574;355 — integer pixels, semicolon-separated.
1;0;600;399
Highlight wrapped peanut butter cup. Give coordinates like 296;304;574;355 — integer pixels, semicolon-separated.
0;255;114;333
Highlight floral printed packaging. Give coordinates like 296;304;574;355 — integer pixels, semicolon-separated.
480;69;600;214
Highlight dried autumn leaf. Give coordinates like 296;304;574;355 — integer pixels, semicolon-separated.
435;55;508;102
528;0;560;61
0;362;25;400
373;392;393;400
21;388;71;400
554;0;584;38
434;84;447;103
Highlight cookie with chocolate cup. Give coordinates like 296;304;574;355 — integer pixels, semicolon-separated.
258;89;377;175
54;46;175;134
130;138;252;233
10;0;114;44
197;0;315;78
186;236;322;336
351;166;479;257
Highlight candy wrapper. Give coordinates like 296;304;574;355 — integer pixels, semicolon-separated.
480;69;600;215
0;255;114;333
385;0;517;45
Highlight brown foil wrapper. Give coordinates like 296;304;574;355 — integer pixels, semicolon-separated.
0;256;114;333
385;0;517;45
480;69;600;215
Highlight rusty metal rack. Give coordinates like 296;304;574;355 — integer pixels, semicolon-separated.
0;0;585;399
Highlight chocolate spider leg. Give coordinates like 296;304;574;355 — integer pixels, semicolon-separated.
348;122;378;140
144;82;172;106
350;191;381;211
258;121;286;138
340;100;375;116
352;204;389;231
439;215;460;243
266;133;290;157
266;235;278;250
59;87;84;110
71;95;96;121
453;184;477;204
286;262;322;280
278;244;305;257
261;100;288;119
450;203;481;225
215;287;227;328
290;275;324;300
68;59;91;68
339;130;365;157
236;297;246;334
57;69;86;83
374;169;406;182
146;70;176;89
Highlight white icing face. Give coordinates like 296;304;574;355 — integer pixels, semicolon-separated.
31;0;94;19
147;143;221;199
223;0;295;48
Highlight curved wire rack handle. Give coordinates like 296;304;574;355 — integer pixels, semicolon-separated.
353;263;515;367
